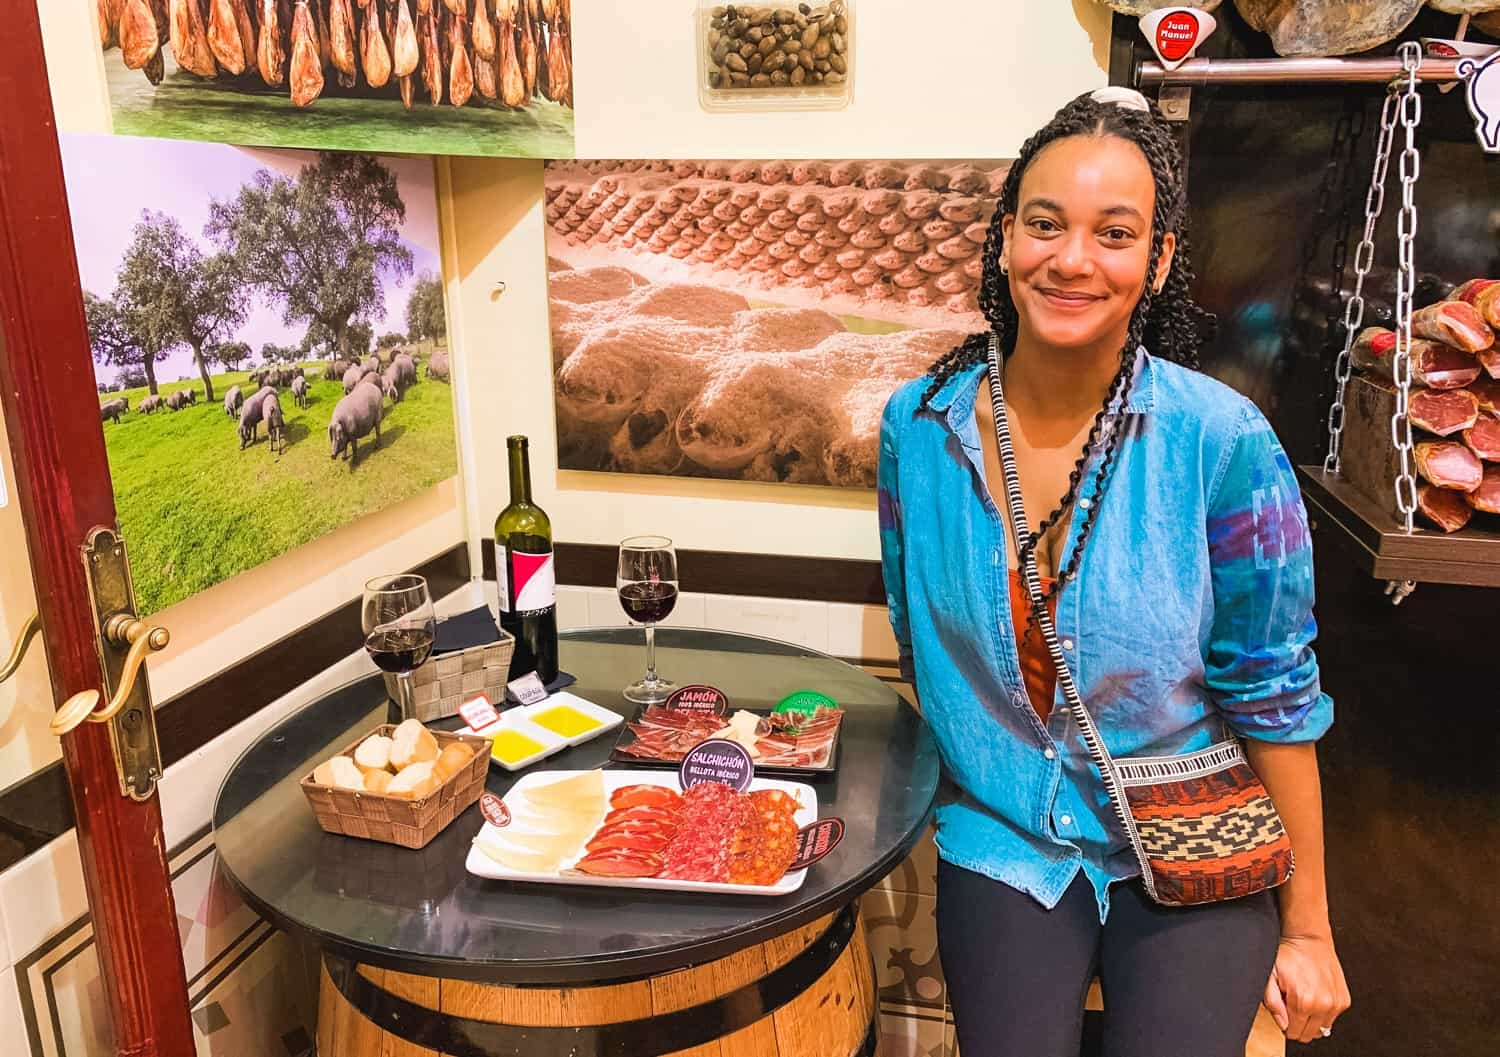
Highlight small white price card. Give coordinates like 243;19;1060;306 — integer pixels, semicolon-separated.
506;672;549;706
458;694;500;732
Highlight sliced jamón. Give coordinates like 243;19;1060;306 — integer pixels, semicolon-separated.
1352;328;1481;389
1471;377;1500;412
1412;300;1495;353
1418;482;1473;533
1409;388;1479;437
1415;440;1483;492
1468;466;1500;514
1464;414;1500;462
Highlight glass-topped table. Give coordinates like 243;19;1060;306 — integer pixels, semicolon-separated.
214;627;938;1056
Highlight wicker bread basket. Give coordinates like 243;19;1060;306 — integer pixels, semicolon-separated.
299;725;492;849
383;630;516;723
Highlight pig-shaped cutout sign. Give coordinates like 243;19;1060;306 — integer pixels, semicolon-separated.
1139;7;1216;72
1459;53;1500;152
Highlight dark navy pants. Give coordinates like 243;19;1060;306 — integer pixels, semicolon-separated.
936;861;1280;1057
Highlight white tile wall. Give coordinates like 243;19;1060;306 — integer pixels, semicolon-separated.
554;583;894;663
0;830;87;965
555;585;592;631
826;602;901;662
702;594;830;654
0;967;22;1045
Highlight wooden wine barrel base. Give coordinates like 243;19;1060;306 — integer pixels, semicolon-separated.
316;903;878;1057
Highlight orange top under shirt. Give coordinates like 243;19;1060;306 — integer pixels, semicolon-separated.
1007;569;1058;722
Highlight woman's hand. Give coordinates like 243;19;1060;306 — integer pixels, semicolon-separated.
1263;932;1351;1043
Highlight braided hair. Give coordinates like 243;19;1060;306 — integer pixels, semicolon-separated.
919;91;1210;617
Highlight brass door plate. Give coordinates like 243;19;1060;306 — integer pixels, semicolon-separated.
81;527;163;801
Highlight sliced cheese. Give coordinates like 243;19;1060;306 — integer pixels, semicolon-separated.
474;838;564;875
502;830;591;858
509;804;603;838
710;709;764;758
522;770;605;807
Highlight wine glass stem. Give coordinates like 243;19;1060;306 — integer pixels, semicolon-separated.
644;623;657;684
390;672;415;725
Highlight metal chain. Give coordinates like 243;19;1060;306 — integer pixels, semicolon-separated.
1325;100;1366;341
1390;41;1423;534
1324;87;1401;473
1288;105;1354;368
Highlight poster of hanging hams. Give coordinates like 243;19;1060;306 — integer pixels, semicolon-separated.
544;158;1010;488
95;1;573;159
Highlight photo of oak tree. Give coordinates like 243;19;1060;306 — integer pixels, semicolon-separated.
69;134;456;614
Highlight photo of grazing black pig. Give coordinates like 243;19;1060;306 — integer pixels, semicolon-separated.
291;375;309;410
238;386;275;449
100;397;129;424
224;385;243;417
263;390;287;455
329;380;385;466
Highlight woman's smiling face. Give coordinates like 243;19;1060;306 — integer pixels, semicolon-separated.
1001;133;1175;353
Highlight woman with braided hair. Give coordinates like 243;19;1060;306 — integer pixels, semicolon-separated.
878;88;1350;1055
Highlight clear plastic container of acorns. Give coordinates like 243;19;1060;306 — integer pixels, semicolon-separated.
697;1;854;112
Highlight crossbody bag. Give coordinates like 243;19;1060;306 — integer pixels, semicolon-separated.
984;335;1294;907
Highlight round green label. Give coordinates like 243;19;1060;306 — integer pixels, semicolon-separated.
773;690;837;715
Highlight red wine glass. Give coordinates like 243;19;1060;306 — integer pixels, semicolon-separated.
362;574;436;723
618;536;679;704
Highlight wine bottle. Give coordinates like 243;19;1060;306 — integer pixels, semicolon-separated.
495;435;559;684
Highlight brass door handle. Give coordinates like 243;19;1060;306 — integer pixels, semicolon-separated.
0;612;40;684
50;615;170;737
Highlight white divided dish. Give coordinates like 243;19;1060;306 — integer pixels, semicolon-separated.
464;769;818;897
516;691;624;747
472;714;566;772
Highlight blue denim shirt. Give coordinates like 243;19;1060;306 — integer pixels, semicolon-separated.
878;348;1332;922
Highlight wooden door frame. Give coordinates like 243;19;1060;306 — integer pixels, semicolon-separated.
0;8;195;1057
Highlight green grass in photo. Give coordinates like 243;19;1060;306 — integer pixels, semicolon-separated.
102;368;456;614
105;48;574;160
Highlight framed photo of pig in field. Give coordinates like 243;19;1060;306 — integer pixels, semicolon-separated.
543;158;1010;489
92;0;574;160
64;132;458;614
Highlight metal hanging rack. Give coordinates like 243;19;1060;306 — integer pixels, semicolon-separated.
1136;44;1500;596
1137;55;1468;88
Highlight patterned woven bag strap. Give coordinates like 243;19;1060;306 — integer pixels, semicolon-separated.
983;335;1159;899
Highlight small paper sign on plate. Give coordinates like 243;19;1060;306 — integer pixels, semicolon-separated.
679;738;753;792
507;672;549;706
479;792;511;828
665;684;729;717
789;817;844;871
459;694;500;732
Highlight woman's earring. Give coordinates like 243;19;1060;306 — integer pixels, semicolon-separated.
1000;259;1010;276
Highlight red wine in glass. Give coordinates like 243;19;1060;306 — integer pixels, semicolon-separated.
618;536;679;704
364;628;435;673
362;574;436;722
618;582;679;624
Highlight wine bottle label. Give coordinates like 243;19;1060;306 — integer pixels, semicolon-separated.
500;547;555;614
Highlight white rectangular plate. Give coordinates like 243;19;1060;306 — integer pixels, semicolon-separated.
473;714;566;772
517;691;624;747
464;769;817;896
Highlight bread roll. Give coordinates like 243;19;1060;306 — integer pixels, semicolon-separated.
363;769;394;795
387;760;437;800
390;719;439;769
353;734;393;774
312;755;364;790
432;743;475;783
